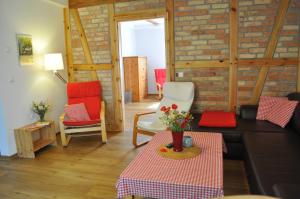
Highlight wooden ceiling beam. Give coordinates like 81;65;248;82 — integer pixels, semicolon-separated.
69;0;136;8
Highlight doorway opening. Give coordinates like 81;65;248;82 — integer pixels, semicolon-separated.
118;18;167;132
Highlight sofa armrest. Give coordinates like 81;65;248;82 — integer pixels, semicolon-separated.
239;105;258;120
273;183;300;199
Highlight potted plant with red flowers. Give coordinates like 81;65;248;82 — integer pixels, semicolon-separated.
159;104;193;152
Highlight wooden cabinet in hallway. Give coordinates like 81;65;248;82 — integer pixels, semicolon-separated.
123;56;148;102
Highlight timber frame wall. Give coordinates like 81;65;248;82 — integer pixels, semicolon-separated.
65;0;300;131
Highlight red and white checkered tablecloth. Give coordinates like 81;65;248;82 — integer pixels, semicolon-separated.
116;131;224;199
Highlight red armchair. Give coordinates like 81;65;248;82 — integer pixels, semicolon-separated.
154;68;166;99
59;81;107;146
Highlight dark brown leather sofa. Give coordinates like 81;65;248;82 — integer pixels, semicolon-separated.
191;92;300;198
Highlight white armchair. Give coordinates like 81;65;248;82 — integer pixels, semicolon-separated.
132;82;194;147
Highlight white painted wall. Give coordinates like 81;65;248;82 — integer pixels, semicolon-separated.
119;21;166;95
0;0;67;156
135;26;166;94
120;23;137;57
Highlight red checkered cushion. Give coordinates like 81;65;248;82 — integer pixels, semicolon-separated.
266;100;298;128
64;103;91;122
256;96;287;120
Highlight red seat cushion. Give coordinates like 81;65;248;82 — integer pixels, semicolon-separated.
199;111;237;128
63;119;100;127
67;81;101;120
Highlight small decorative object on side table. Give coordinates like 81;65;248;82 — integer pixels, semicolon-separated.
14;121;57;158
159;104;193;152
32;101;50;122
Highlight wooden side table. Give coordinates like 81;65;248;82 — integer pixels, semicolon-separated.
14;121;57;158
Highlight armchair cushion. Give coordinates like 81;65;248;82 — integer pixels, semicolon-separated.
67;81;101;98
63;119;100;127
67;81;102;120
64;103;91;121
163;82;194;102
137;120;166;133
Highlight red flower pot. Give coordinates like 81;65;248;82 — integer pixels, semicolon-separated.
172;131;184;152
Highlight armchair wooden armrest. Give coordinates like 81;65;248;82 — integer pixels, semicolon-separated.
59;113;65;122
132;111;156;147
156;83;163;99
135;111;156;117
100;100;107;143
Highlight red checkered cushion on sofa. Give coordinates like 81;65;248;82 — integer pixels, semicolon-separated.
266;100;298;128
256;96;287;120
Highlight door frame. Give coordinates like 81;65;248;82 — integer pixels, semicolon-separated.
113;9;171;131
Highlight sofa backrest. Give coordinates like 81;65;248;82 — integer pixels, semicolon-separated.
287;92;300;134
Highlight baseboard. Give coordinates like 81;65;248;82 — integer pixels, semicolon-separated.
0;153;18;161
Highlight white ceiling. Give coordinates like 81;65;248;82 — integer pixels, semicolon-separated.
42;0;68;7
121;18;165;29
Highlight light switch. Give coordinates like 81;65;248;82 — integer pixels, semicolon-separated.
176;72;184;78
8;76;15;83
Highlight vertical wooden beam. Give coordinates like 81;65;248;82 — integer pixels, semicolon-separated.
63;8;74;82
108;3;123;131
298;48;300;92
250;0;291;104
228;0;238;111
166;0;175;81
70;8;98;81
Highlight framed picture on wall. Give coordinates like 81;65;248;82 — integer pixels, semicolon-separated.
16;34;34;66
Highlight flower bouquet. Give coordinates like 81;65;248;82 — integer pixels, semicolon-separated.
32;101;50;123
160;104;193;152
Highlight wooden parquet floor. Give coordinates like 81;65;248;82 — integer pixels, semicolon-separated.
0;101;249;199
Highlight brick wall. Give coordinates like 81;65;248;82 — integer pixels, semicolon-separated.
275;0;299;58
68;0;300;115
70;5;114;125
238;0;278;59
237;0;300;106
175;67;229;112
174;0;230;111
174;0;230;61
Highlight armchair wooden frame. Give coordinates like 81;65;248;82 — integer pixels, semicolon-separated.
132;111;156;147
59;100;107;147
156;83;163;100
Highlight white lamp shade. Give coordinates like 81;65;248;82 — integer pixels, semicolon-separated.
44;53;64;71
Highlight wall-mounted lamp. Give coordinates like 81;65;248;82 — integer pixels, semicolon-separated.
44;53;67;83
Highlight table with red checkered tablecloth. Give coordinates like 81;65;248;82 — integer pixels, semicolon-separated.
116;131;224;199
